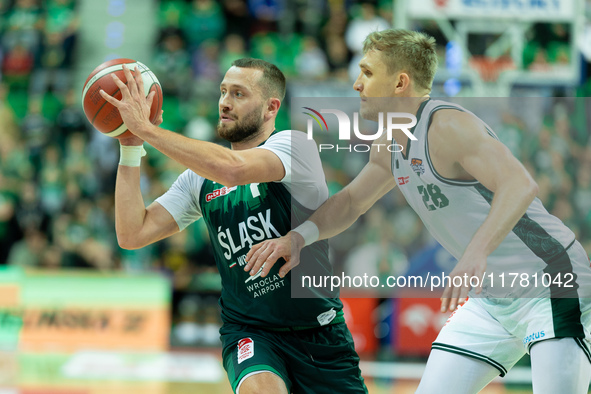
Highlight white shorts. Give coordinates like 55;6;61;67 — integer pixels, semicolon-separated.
433;242;591;377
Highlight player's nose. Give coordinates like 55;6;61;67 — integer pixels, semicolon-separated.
353;77;363;92
219;95;232;111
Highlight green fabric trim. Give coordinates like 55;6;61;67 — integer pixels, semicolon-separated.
399;98;430;161
421;103;500;187
575;337;591;364
423;105;480;186
431;342;507;377
231;364;288;392
550;297;585;339
475;184;584;338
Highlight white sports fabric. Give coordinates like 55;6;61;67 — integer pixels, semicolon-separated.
530;338;591;394
417;339;591;394
255;130;328;210
155;168;206;231
391;99;591;380
416;349;500;394
155;130;328;230
433;294;590;375
432;243;591;372
392;99;578;297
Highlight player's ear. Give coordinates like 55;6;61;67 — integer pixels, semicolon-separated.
265;97;281;120
394;72;410;94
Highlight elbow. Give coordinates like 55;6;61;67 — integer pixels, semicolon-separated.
358;203;371;216
527;178;539;200
117;236;133;250
345;189;368;217
511;174;538;204
220;163;248;187
117;234;142;250
221;173;240;188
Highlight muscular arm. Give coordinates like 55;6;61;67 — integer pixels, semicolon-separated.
433;110;539;310
115;165;180;250
245;137;397;278
433;110;539;260
114;131;181;250
100;65;284;187
310;157;397;241
133;124;284;187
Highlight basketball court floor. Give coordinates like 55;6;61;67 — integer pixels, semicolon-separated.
1;350;585;394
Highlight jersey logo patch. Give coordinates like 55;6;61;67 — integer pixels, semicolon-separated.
398;176;410;185
237;337;254;364
410;158;425;175
205;186;237;202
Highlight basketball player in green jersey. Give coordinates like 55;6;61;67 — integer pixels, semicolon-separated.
245;30;591;393
100;59;367;393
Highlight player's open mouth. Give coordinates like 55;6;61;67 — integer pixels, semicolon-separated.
220;115;235;122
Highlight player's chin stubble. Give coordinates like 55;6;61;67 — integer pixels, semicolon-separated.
359;100;382;122
217;109;264;143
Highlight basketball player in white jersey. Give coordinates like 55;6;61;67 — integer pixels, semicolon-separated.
244;29;591;393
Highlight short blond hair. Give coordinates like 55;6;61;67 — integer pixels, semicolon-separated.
363;29;438;92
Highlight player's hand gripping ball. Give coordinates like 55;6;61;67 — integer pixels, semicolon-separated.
81;58;162;139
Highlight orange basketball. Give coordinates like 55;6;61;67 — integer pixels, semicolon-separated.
81;58;163;139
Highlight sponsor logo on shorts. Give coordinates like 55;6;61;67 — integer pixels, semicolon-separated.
398;176;410;185
206;186;237;202
317;308;337;326
523;330;545;346
237;337;254;364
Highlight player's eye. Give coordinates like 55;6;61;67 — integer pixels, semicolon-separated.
364;71;372;77
235;91;243;98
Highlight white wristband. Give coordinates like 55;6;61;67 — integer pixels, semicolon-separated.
293;221;319;247
119;144;147;167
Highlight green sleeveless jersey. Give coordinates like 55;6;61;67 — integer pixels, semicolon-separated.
156;130;343;329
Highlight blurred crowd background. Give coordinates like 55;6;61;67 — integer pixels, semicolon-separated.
0;0;590;349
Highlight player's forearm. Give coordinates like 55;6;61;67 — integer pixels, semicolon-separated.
300;164;396;244
115;165;148;249
136;124;243;186
309;188;365;241
464;176;539;258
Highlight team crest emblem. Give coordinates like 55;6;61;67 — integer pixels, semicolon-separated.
411;158;425;175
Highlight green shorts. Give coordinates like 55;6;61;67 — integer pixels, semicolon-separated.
220;322;368;394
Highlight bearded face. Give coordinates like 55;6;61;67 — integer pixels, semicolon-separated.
217;103;265;143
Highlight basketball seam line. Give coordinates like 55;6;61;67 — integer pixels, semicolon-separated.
82;61;141;99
